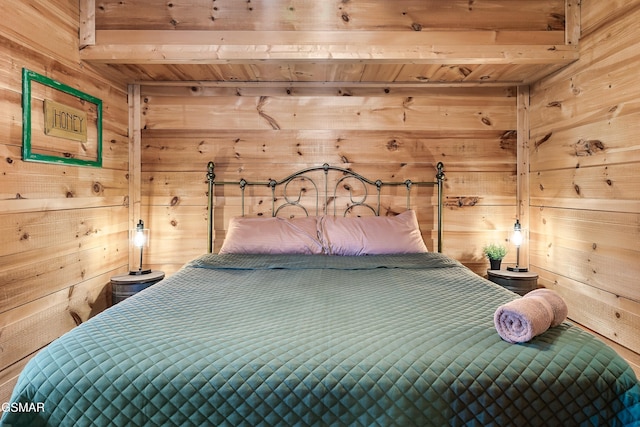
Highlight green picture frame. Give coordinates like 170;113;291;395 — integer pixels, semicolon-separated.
22;68;102;167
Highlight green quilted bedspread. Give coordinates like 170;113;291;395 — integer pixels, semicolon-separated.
3;253;639;426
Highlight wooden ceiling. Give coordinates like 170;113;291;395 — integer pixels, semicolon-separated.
80;0;580;86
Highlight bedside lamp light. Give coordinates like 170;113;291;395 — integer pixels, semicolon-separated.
507;219;528;272
130;219;151;275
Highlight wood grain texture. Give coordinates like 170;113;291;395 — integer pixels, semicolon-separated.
0;0;129;400
3;0;638;398
529;0;640;355
78;0;574;85
95;0;566;32
137;85;518;274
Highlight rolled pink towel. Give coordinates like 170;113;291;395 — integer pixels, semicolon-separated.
494;288;568;343
525;288;568;327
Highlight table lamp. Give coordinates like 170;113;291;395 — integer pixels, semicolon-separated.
507;219;528;272
130;219;151;275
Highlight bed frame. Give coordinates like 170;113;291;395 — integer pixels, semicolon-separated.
206;162;445;253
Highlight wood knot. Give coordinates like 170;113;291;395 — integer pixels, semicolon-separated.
535;132;552;148
386;139;400;151
445;196;479;208
411;22;422;31
341;13;350;22
456;66;472;77
575;139;605;157
500;130;517;150
92;182;103;194
6;157;13;164
170;196;179;206
170;219;178;227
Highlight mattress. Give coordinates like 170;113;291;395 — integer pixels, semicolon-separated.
3;253;640;426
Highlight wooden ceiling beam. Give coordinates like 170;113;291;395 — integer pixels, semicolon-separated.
81;31;578;65
94;30;565;46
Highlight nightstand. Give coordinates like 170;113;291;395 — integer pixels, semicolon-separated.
111;270;165;305
487;269;538;296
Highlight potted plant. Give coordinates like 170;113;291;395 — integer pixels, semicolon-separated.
483;243;507;270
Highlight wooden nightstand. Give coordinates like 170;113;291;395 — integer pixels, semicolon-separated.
111;270;165;305
487;269;538;296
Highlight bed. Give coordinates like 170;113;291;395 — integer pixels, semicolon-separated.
2;163;639;426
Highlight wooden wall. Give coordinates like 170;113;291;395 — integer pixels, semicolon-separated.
137;85;519;275
1;0;637;405
528;0;640;357
84;0;573;86
0;0;129;402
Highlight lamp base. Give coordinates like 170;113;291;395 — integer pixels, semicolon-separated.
129;269;152;276
507;266;528;272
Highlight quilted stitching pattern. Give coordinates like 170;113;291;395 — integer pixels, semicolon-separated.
3;254;639;426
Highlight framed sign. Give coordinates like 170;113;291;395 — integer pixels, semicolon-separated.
22;68;102;167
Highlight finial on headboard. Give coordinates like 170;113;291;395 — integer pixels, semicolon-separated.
436;162;445;181
207;161;215;183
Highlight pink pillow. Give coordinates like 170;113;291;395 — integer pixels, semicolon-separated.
320;210;428;255
219;216;324;255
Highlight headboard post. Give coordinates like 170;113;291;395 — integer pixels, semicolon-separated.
206;162;215;253
240;179;248;216
436;162;445;253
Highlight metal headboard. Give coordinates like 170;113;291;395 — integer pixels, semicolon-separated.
207;162;445;253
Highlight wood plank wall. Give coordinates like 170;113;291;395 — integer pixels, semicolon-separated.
0;0;129;402
96;0;564;31
528;0;640;355
138;85;519;275
85;0;570;86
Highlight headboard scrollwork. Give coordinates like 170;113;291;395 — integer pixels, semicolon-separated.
207;162;445;253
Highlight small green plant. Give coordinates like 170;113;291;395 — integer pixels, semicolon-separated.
483;243;507;260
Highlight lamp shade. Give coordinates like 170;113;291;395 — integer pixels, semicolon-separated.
132;219;149;248
130;219;151;275
507;219;528;272
511;219;523;247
